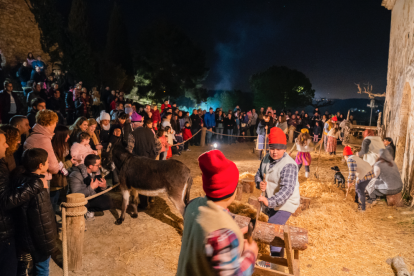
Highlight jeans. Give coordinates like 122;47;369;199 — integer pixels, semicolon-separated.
206;130;213;144
50;190;60;213
0;238;17;276
355;179;370;210
267;210;291;257
313;135;318;142
191;128;200;146
21;81;27;88
216;128;224;140
249;125;256;140
226;129;233;144
34;256;50;276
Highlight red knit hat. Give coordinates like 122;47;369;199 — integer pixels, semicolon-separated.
268;127;287;149
198;150;239;201
331;116;338;122
343;146;353;156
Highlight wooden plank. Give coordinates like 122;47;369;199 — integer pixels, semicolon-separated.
284;225;294;275
235;185;243;201
253;266;291;276
258;254;288;267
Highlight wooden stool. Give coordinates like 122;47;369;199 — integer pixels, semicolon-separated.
254;225;300;276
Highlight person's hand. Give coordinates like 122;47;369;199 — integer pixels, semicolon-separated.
259;181;267;192
258;195;269;207
265;125;268;130
71;157;79;166
98;178;107;189
243;239;259;259
355;152;359;157
96;144;103;150
90;178;99;190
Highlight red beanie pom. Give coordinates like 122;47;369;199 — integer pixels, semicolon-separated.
343;146;353;156
198;150;239;201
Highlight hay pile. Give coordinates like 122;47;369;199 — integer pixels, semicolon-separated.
239;172;255;182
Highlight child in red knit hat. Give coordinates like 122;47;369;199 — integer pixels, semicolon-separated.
177;150;258;276
255;127;300;270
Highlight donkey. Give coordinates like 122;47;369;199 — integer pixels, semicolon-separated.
101;144;193;225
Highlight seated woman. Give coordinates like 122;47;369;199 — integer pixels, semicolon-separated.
367;149;403;203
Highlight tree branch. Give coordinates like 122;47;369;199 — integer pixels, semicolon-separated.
355;83;386;99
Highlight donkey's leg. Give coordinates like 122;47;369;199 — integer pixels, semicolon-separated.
167;182;188;216
130;188;139;218
116;188;130;225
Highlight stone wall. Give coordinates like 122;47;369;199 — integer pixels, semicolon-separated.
382;0;414;194
0;0;50;69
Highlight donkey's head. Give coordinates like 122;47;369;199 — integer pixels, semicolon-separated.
101;143;115;173
101;143;132;172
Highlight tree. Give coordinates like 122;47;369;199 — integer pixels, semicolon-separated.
355;83;386;99
106;2;133;74
134;21;209;101
250;66;315;110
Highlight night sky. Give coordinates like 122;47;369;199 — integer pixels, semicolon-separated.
61;0;391;99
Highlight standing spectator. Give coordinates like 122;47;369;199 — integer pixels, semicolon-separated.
140;104;152;122
12;148;57;276
107;90;116;111
302;113;311;130
162;112;173;128
158;129;168;160
0;81;24;124
0;128;43;276
27;52;36;67
51;125;76;212
215;110;224;141
91;87;101;117
69;117;89;145
224;113;235;145
54;70;66;91
10;115;31;166
276;115;288;134
182;122;192;151
256;115;270;159
18;61;31;88
151;104;161;130
31;55;46;72
383;137;396;160
96;112;111;149
204;107;216;145
161;99;171;113
75;92;89;118
312;121;322;142
0;125;20;172
110;102;124;121
24;110;60;187
323;116;335;152
46;83;58;99
27;98;46;128
249;109;258;139
190;109;202;146
100;86;111;112
27;82;47;112
30;67;46;83
47;90;66;124
88;119;103;157
68;154;112;221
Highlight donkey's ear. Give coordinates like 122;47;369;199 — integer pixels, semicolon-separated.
107;143;112;153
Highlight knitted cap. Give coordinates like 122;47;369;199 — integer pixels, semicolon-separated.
268;127;287;149
332;116;338;122
198;150;239;201
301;128;309;134
99;111;110;121
130;112;142;122
343;146;353;156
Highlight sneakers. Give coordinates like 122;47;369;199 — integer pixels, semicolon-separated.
186;149;191;151
305;172;309;178
85;211;95;221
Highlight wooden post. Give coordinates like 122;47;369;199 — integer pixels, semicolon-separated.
66;193;86;271
288;126;295;143
200;127;207;147
242;179;254;193
235;185;243;201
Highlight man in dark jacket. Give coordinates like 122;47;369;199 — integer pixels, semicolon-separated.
10;115;31;166
106;90;116;112
65;89;75;125
190;109;203;146
30;67;46;84
0;80;24;124
18;61;32;88
47;90;66;125
27;98;46;128
12;148;57;276
0;130;43;276
27;82;47;113
100;86;111;112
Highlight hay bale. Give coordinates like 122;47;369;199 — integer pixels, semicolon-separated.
242;179;254;193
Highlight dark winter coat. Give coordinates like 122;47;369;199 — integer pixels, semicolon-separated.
190;114;202;129
27;109;37;128
27;90;47;112
11;171;57;262
96;124;111;149
0;159;43;244
224;117;235;130
313;125;322;136
131;127;157;159
74;98;88;117
0;90;24;121
18;66;32;82
65;91;75;111
30;71;46;83
47;96;66;116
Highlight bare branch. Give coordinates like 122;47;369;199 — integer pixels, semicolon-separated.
355;83;386;99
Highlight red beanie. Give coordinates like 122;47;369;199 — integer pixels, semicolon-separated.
332;116;338;122
343;146;353;156
198;150;239;201
268;127;287;149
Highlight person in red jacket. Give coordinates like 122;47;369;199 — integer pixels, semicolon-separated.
182;122;192;151
152;104;161;130
161;99;171;113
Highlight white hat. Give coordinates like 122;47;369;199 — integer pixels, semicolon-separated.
99;111;110;121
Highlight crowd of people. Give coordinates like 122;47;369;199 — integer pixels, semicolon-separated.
0;53;403;276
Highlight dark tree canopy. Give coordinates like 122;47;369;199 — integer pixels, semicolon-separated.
106;2;133;74
250;66;315;110
134;21;209;101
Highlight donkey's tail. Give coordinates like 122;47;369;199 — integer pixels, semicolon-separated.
185;175;193;206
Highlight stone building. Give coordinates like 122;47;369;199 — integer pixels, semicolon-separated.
0;0;50;69
382;0;414;195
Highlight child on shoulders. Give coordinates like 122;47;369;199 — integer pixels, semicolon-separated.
70;132;97;164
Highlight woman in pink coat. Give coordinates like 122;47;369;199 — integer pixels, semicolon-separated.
24;110;60;188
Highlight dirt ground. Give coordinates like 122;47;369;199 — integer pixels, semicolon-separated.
50;141;414;276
